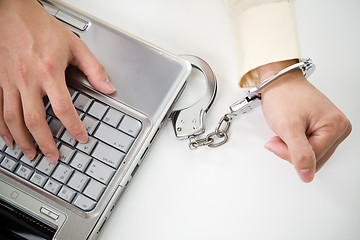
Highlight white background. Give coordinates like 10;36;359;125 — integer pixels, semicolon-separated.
63;0;360;239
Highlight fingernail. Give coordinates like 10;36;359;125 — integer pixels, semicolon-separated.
298;169;315;183
76;133;88;143
45;154;58;164
24;150;36;160
2;136;13;149
105;77;116;92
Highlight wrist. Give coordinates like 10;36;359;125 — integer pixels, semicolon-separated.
256;59;301;83
252;58;316;102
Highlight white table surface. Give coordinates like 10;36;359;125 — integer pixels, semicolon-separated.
62;0;360;239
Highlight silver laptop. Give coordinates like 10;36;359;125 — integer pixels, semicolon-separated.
0;1;191;239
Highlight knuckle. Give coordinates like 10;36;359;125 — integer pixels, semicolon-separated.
335;113;349;131
14;61;29;82
294;152;315;168
24;112;42;129
346;121;352;136
4;110;19;124
327;112;350;135
37;57;56;77
52;102;72;117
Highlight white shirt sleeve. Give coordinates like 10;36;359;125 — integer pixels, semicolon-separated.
224;0;302;87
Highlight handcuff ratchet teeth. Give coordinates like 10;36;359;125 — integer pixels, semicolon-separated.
169;55;217;140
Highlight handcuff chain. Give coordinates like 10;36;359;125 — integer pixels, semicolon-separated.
188;114;232;149
182;58;315;150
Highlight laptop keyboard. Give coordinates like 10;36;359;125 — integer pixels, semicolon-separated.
0;87;142;211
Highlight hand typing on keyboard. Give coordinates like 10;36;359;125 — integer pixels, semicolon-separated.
0;0;115;163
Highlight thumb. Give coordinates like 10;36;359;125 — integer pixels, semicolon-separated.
265;134;316;182
284;131;316;183
70;39;116;94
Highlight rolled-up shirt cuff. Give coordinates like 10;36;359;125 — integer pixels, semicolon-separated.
235;1;301;87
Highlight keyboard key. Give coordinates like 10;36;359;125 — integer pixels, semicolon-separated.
91;142;124;169
1;156;18;171
76;136;97;155
83;179;105;201
88;101;108;120
73;93;93;112
0;85;144;212
70;152;91;172
82;115;99;135
94;123;134;153
46;105;56;117
46;115;52;123
61;130;77;146
103;108;124;127
36;157;57;176
48;118;65;139
58;144;75;164
0;138;6;151
5;144;22;159
43;95;50;106
52;163;74;184
30;172;48;187
44;178;62;195
68;88;78;100
20;152;41;168
118;116;142;138
58;185;76;202
85;159;114;185
76;110;83;116
73;194;96;211
15;164;33;180
39;207;59;220
67;171;89;192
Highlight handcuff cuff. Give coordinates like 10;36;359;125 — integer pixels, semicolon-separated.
169;55;315;149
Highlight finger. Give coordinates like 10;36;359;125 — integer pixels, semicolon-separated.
282;128;316;183
0;89;14;147
264;136;290;161
22;91;59;163
265;135;316;182
70;38;115;93
266;118;352;174
307;114;351;169
3;88;36;159
44;73;88;144
315;120;352;172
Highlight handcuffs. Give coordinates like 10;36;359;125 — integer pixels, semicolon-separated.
169;55;315;149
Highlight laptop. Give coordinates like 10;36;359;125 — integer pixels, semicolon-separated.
0;0;191;239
